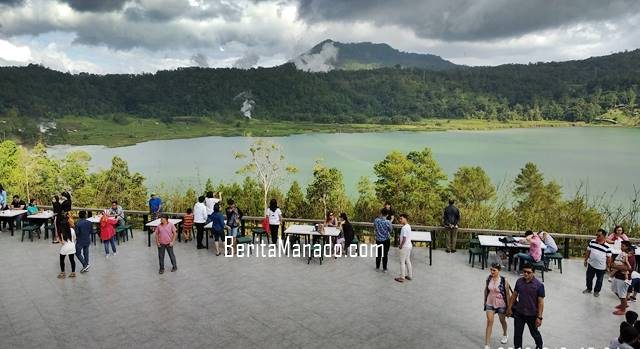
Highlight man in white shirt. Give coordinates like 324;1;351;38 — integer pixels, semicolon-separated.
583;229;612;297
193;196;208;249
395;213;413;283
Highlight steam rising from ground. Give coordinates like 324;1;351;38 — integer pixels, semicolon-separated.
233;52;259;69
293;41;338;72
233;91;255;119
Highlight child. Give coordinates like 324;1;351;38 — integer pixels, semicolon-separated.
610;249;631;284
182;208;194;242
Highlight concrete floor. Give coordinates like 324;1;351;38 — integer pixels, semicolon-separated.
0;229;625;348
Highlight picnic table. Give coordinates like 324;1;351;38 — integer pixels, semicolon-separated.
283;225;340;264
145;218;183;247
478;235;547;270
0;209;27;236
88;215;139;245
411;231;432;266
26;210;55;241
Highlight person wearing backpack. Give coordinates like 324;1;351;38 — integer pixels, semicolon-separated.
484;263;511;349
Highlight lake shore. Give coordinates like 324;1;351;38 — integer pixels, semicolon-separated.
51;115;620;147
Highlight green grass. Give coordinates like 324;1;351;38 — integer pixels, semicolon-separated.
53;115;587;147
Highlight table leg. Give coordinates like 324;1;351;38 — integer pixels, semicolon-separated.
205;229;209;249
508;249;513;272
429;242;432;266
481;247;486;270
147;228;151;247
9;218;15;236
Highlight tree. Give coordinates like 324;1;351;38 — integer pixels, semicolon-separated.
448;166;496;206
512;162;563;230
284;181;306;218
374;148;447;224
306;161;351;218
235;139;296;212
93;156;147;210
353;176;379;222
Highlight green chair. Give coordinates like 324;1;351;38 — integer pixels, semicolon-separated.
116;219;133;242
468;246;484;268
21;224;41;242
45;225;56;240
544;252;563;273
236;230;253;255
531;260;546;282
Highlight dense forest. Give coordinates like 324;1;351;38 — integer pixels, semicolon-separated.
0;48;639;142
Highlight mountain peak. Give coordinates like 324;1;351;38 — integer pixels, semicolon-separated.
294;40;458;72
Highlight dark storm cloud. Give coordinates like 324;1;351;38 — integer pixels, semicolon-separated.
0;0;24;6
58;0;128;12
296;0;640;41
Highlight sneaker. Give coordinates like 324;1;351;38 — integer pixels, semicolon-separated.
171;267;177;272
85;264;90;272
405;276;412;281
113;252;117;256
80;266;88;273
582;289;592;294
105;254;110;259
383;269;388;273
626;279;633;286
500;335;508;344
159;269;164;274
594;292;600;297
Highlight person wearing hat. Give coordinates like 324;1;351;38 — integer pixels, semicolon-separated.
99;209;119;258
149;193;162;221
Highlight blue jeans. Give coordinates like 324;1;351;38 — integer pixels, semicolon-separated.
76;244;90;267
103;237;117;255
515;252;534;270
227;227;238;237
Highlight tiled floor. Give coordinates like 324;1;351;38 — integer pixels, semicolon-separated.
0;229;623;348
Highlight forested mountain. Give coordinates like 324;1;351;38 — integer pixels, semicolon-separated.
0;48;638;133
300;39;458;70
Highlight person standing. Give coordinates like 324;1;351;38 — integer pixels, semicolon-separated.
484;263;510;349
374;208;392;272
10;195;26;228
205;191;218;216
57;217;77;279
383;202;395;222
395;213;413;283
612;241;634;316
339;213;354;255
148;194;162;220
583;229;612;297
52;195;61;243
156;214;177;274
193;195;207;249
443;199;461;253
100;209;118;258
209;203;226;256
506;263;545;349
75;211;93;272
0;184;7;210
266;199;283;244
226;199;241;255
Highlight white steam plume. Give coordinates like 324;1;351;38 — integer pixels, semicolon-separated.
293;42;338;72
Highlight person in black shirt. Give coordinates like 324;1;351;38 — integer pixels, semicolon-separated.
339;212;355;256
11;195;26;228
443;199;461;253
384;202;395;223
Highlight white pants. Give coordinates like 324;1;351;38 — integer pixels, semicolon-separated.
399;246;413;278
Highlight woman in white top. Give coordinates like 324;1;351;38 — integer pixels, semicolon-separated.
265;199;283;244
204;191;218;216
58;213;77;279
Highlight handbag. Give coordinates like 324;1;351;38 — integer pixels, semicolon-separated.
499;236;516;244
262;216;270;233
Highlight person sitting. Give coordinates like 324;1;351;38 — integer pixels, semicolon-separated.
610;322;638;349
109;200;125;226
11;195;26;228
515;230;542;271
26;198;39;215
324;211;337;227
607;225;630;244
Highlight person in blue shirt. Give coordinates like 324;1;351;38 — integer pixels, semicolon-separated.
209;203;226;256
26;198;39;215
374;208;393;272
0;184;7;210
148;193;162;220
75;210;93;272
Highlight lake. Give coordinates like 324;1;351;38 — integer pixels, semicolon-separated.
47;127;640;203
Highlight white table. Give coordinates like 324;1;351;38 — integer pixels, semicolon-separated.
283;225;340;264
26;211;55;241
478;235;547;270
145;218;183;247
411;231;432;266
609;242;640;256
0;209;27;236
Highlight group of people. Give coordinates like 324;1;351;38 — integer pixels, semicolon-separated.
584;226;640;316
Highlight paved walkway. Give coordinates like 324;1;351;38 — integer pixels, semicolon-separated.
0;229;625;348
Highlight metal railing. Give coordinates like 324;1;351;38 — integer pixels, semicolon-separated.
42;206;639;258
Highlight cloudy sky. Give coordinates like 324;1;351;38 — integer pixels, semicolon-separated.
1;0;639;74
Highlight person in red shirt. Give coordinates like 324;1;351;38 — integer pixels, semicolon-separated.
99;209;118;258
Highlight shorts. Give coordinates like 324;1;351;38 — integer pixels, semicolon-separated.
212;229;224;241
612;278;630;298
227;227;238;238
484;304;506;314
